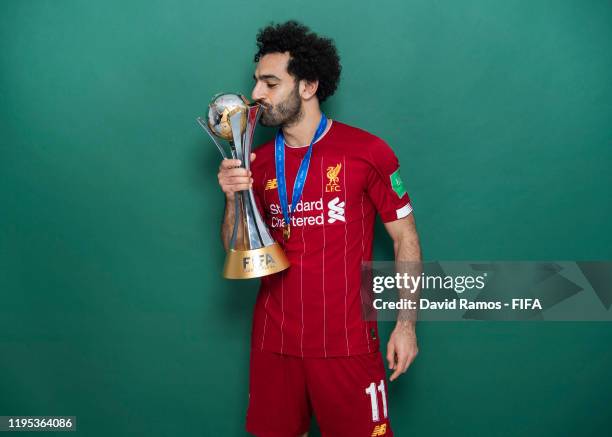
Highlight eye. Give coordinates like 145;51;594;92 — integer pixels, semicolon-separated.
267;83;278;88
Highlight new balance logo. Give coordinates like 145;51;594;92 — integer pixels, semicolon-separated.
327;197;345;223
371;424;387;436
265;178;277;190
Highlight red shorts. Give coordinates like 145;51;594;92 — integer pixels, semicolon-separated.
246;349;393;437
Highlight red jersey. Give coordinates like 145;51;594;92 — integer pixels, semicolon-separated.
250;120;412;357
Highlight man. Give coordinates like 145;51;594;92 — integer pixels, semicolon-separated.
217;21;421;437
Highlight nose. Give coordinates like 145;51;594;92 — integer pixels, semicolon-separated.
251;81;264;103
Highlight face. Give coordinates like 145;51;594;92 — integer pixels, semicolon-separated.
251;52;303;127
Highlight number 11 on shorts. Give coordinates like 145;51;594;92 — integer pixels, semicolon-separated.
365;380;388;422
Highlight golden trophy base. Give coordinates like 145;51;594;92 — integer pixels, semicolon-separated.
223;242;290;279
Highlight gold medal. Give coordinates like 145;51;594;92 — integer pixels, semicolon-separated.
283;225;291;241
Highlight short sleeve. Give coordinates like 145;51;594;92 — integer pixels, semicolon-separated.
365;139;413;223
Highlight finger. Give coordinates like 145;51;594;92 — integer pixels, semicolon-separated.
223;182;252;193
402;354;416;373
250;152;256;162
402;349;418;373
396;351;410;376
220;168;250;178
221;176;253;187
386;343;396;371
220;159;241;169
389;366;402;382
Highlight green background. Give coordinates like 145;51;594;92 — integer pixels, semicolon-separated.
1;0;611;435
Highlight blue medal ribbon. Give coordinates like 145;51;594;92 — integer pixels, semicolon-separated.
275;113;328;240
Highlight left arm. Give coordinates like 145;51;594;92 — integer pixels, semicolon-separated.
383;213;422;381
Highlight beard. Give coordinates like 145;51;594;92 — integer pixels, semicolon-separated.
259;84;303;127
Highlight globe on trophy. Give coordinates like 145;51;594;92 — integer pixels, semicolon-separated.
197;93;290;279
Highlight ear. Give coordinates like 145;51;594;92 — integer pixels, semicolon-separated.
299;79;319;100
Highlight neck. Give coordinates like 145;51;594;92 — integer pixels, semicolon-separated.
282;104;324;148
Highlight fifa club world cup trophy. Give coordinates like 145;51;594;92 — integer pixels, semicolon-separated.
197;93;290;279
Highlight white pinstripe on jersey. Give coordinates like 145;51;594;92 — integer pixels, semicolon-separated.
300;206;305;357
343;155;350;355
260;171;270;351
320;156;327;357
360;191;371;352
280;269;284;354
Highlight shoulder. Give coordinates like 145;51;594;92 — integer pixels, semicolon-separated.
333;120;383;143
332;120;396;159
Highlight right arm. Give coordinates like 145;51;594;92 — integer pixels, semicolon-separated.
217;153;256;251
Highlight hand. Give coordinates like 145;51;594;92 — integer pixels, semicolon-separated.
217;153;256;201
386;322;418;381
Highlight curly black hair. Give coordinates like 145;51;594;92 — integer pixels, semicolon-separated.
254;21;341;102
